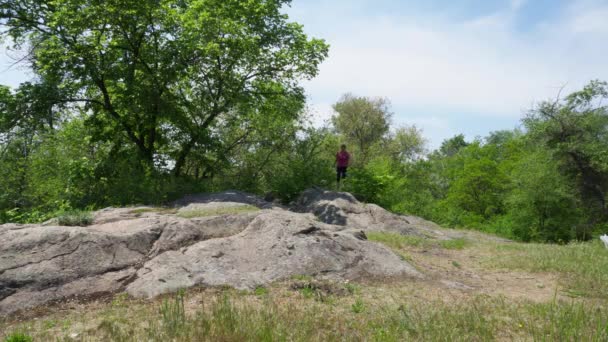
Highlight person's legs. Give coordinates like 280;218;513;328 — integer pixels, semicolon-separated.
337;167;347;185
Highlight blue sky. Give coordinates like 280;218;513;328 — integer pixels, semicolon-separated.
1;0;608;149
286;0;608;148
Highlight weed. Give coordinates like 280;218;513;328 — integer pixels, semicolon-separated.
291;274;313;281
254;286;269;296
352;298;365;313
299;286;315;299
344;282;360;295
111;293;129;308
440;238;469;250
159;290;186;338
56;210;93;226
4;333;32;342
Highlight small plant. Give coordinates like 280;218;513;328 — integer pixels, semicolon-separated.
452;261;461;268
4;333;33;342
299;286;316;299
440;238;469;250
351;298;365;314
344;282;360;295
291;274;313;281
111;293;129;308
254;286;269;296
159;290;186;337
56;210;93;226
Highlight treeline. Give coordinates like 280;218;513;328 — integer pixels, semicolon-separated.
1;0;607;243
329;83;608;243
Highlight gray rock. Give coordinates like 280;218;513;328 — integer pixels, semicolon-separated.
292;188;454;239
0;189;442;315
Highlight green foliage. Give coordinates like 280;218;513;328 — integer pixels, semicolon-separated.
523;80;608;239
1;5;606;250
0;0;328;222
351;298;365;313
332;93;392;164
56;210;93;226
159;290;186;338
439;238;468;250
503;149;581;242
3;333;33;342
254;286;269;296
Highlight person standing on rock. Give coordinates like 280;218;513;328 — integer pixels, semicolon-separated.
335;144;350;187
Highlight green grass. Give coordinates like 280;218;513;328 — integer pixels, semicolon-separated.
440;238;469;250
177;205;260;218
368;232;469;250
367;232;431;249
129;207;178;215
56;210;93;226
484;240;608;299
254;286;269;297
3;333;33;342
2;288;606;341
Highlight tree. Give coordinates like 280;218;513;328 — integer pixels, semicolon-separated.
332;93;392;164
505;148;581;242
438;134;468;157
1;0;329;175
385;125;427;163
524;80;608;236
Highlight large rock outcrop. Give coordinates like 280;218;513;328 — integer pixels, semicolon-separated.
0;189;449;315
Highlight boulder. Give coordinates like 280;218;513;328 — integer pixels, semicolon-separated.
0;189;442;315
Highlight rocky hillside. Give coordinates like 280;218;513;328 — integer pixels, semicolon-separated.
0;188;458;315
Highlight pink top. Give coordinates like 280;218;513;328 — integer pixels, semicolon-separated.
336;151;350;167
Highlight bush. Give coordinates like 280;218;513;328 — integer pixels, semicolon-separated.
4;333;33;342
56;210;93;226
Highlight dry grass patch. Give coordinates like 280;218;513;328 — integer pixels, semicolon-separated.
177;205;260;218
1;283;606;341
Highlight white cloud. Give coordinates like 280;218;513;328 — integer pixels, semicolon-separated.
568;6;608;34
288;0;608;146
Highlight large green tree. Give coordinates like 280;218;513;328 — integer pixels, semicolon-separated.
524;80;608;236
0;0;328;175
332;93;392;164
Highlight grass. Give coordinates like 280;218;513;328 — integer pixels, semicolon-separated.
129;207;178;215
483;240;608;299
367;232;469;250
176;205;260;218
56;210;93;226
2;229;607;341
3;333;33;342
2;285;606;341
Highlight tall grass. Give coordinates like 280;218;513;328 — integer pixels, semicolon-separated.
368;232;469;250
3;288;606;341
485;240;608;299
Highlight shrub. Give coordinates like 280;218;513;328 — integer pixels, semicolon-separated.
56;210;93;226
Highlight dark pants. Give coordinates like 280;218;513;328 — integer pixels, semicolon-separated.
336;166;347;182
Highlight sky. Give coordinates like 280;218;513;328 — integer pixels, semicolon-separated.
285;0;608;148
1;0;608;149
